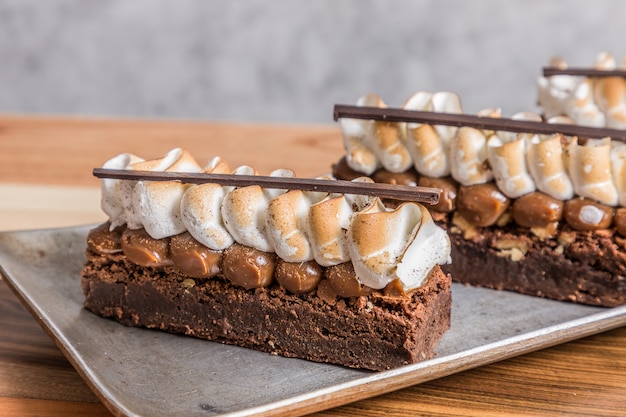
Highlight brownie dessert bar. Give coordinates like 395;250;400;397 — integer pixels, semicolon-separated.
333;92;626;307
82;228;451;371
81;149;453;371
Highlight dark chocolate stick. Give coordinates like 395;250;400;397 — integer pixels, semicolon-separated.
543;67;626;78
333;104;626;141
93;168;441;205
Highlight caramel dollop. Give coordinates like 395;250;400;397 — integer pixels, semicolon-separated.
275;259;323;294
87;222;124;254
512;192;564;228
325;262;373;297
222;243;276;289
121;228;170;267
564;198;614;231
372;168;419;187
615;208;626;237
383;279;409;297
170;232;222;278
417;176;458;213
332;156;366;181
456;183;510;227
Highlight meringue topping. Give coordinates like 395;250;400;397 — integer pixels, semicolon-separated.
113;148;204;235
526;134;574;200
133;181;190;239
307;194;354;266
611;141;626;206
348;202;450;290
402;91;462;178
98;149;451;292
101;153;144;229
538;52;626;128
221;168;294;253
341;93;413;175
266;188;326;262
450;127;492;186
180;158;234;250
568;137;619;206
341;91;626;208
487;133;536;199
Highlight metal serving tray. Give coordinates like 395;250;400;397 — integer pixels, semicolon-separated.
1;226;625;417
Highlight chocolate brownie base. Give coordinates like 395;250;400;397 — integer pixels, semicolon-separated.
81;251;452;371
441;221;626;307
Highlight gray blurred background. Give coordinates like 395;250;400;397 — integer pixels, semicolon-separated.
1;0;625;124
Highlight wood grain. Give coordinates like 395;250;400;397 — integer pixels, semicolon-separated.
0;280;100;403
0;398;112;417
1;115;626;417
0;115;344;186
318;329;626;416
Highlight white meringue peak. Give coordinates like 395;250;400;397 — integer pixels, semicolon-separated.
126;148;204;232
487;134;536;199
221;168;294;252
181;183;234;250
100;152;144;229
133;181;189;239
568;137;619;206
402;91;463;178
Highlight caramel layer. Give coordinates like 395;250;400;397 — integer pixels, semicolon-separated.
87;223;413;299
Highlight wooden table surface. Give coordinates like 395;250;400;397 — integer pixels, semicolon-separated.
1;115;626;416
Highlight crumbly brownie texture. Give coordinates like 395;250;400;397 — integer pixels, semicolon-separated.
81;247;452;371
443;220;626;307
